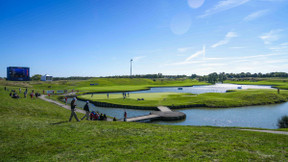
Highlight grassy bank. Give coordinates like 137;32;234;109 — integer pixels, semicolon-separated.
225;78;288;89
78;89;288;108
1;88;288;161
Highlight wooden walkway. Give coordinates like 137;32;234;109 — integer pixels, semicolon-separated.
157;106;172;112
126;114;160;122
126;106;185;122
126;106;171;122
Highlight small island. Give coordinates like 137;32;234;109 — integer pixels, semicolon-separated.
78;89;288;109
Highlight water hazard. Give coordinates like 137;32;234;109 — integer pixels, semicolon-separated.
134;83;273;94
71;84;287;129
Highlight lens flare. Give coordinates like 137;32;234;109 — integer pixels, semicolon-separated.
187;0;205;9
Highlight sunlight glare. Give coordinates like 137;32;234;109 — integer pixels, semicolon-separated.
187;0;205;8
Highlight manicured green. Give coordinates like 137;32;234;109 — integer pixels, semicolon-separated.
78;89;288;108
1;88;288;161
225;78;288;89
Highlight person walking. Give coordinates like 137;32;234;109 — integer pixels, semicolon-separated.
65;96;68;105
69;97;80;122
124;111;127;122
24;91;27;98
81;101;90;120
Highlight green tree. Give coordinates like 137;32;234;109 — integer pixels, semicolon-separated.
278;115;288;128
208;72;218;84
218;72;227;83
31;74;42;81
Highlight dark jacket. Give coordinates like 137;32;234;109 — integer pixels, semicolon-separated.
83;103;89;111
71;100;76;110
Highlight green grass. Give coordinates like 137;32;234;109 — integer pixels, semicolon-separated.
0;78;209;94
78;89;288;108
225;78;288;89
1;87;288;161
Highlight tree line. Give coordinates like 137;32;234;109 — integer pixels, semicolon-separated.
104;73;187;79
27;72;287;82
196;72;288;84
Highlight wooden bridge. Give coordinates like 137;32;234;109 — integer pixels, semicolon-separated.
126;106;186;122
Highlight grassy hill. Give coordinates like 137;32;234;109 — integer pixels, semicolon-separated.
0;78;208;93
1;87;288;161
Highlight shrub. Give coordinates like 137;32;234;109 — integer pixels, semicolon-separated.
277;115;288;128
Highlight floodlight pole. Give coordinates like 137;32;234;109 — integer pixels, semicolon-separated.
130;59;133;77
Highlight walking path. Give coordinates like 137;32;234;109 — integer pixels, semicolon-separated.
39;95;85;114
39;95;113;121
157;106;172;112
126;106;186;122
127;114;159;122
240;129;288;135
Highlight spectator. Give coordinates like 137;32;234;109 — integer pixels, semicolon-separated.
69;97;80;122
81;101;90;120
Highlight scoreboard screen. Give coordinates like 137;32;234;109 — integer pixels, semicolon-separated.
7;67;30;81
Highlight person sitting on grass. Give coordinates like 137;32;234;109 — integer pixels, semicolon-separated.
12;92;19;99
99;113;104;120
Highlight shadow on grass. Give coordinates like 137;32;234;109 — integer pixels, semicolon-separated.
50;121;68;125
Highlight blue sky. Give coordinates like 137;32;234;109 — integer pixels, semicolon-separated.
1;0;288;77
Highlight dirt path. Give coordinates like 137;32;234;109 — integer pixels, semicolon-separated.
39;95;86;114
39;95;113;121
240;129;288;135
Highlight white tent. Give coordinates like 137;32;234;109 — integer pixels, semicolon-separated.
41;74;53;81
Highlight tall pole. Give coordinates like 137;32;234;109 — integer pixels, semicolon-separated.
130;59;133;77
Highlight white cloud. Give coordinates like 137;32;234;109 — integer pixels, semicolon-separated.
211;40;229;48
280;42;288;46
230;46;245;49
161;52;288;75
186;45;206;61
211;32;238;48
199;0;250;18
177;47;194;53
226;32;238;38
133;56;146;61
269;42;288;51
244;10;269;21
168;46;206;65
185;50;203;61
260;29;283;44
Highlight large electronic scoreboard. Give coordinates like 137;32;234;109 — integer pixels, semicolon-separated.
7;67;30;81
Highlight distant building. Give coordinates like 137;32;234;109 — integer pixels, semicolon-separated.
7;66;30;81
41;74;53;81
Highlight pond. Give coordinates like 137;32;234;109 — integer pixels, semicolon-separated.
70;84;287;129
133;83;273;94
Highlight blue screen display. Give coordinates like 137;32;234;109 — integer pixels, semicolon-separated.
7;67;30;81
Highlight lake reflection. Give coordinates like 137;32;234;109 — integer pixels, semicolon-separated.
133;83;273;94
154;102;288;129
